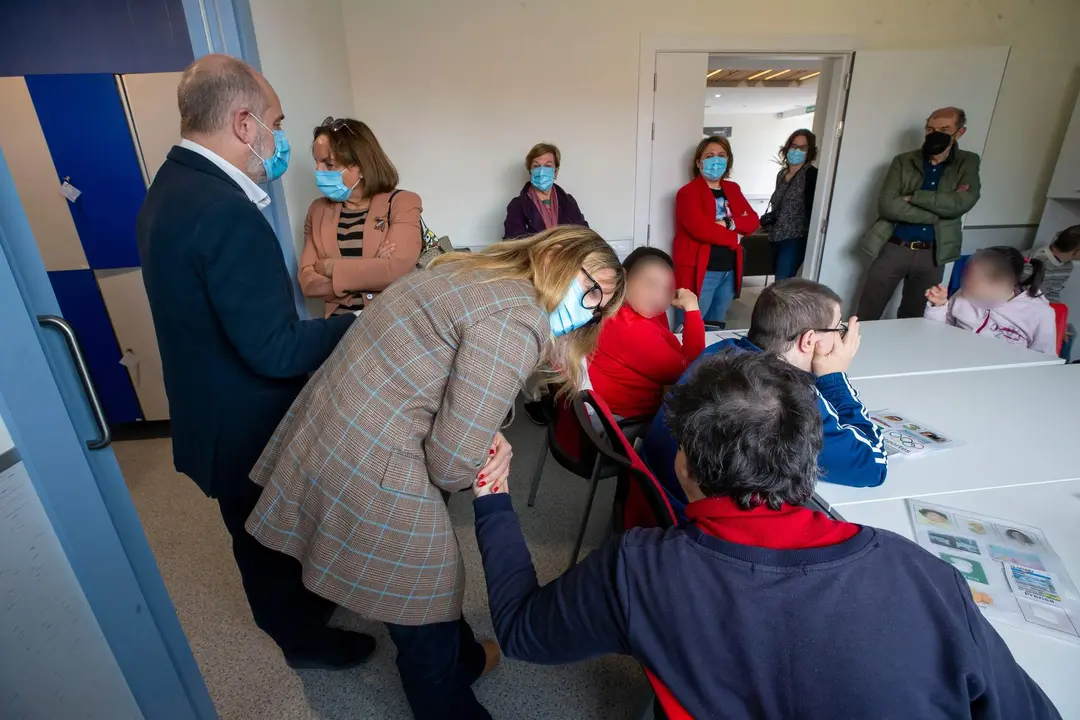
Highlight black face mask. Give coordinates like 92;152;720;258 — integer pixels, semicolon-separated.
922;131;954;158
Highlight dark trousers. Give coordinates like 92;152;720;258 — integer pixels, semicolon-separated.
385;618;490;720
770;236;808;281
217;478;337;652
857;241;944;320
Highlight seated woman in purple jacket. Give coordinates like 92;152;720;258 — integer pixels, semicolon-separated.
503;143;588;239
470;351;1058;720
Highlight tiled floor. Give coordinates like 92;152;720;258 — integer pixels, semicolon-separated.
114;411;650;719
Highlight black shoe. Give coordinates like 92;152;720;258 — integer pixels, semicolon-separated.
283;630;376;671
523;401;547;426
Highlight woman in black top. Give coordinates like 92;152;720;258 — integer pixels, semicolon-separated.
764;129;819;280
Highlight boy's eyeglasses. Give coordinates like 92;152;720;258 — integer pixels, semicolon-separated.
786;322;849;342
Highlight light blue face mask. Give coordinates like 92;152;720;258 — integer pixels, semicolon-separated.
315;170;360;202
248;115;291;181
530;165;556;193
549;279;596;337
701;156;727;181
786;148;807;166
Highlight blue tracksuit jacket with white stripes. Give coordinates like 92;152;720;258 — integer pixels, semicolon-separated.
640;337;888;519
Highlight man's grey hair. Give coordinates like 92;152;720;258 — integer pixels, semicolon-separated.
929;106;967;130
177;54;268;136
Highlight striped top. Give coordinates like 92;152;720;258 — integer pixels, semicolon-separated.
332;207;369;315
337;208;368;256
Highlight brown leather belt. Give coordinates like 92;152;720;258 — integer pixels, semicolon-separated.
888;237;933;251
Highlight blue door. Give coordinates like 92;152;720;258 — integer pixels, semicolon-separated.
0;143;214;717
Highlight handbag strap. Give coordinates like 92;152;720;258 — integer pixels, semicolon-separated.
384;189;403;224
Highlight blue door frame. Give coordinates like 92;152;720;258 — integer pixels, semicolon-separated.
0;0;295;717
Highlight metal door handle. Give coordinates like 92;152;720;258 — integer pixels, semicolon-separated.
37;315;111;449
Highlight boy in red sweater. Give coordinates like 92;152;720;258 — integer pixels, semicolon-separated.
588;248;705;418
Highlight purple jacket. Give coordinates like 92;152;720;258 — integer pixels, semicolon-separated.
503;182;588;239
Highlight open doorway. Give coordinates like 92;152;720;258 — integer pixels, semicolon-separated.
702;56;823;326
640;49;851;330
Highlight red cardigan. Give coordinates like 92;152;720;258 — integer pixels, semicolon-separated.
672;176;760;297
588;304;706;418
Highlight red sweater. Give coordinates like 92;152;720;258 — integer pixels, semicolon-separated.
588;304;706;418
671;176;760;297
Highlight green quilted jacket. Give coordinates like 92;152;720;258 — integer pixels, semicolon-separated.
858;147;981;265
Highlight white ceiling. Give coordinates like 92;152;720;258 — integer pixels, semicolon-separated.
704;82;819;115
707;55;823;71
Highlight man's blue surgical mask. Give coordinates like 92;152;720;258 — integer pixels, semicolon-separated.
549;280;596;337
786;148;807;166
701;156;727;181
248;114;291;181
315;170;360;202
531;166;556;193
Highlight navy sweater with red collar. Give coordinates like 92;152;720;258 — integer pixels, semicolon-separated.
474;494;1059;720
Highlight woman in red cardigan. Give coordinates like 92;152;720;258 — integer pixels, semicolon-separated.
588;248;705;419
672;135;760;328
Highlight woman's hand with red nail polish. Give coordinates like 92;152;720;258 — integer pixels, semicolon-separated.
474;432;512;498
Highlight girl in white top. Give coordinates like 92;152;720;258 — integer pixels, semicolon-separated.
924;246;1057;355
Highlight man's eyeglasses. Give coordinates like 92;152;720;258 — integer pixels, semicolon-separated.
786;322;848;342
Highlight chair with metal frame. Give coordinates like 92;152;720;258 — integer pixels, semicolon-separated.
526;390;655;570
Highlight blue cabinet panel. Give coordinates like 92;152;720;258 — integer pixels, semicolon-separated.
48;270;142;425
0;0;192;77
27;74;147;270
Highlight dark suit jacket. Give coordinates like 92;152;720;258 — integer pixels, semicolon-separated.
503;182;588;239
136;146;354;497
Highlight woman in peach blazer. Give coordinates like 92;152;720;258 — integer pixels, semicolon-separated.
300;117;422;317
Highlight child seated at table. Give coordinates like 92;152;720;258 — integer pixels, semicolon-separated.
1030;225;1079;303
1032;226;1079;357
924;245;1056;355
639;278;887;519
470;352;1059;719
588;248;705;419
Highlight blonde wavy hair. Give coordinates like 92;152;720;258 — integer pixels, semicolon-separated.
432;226;626;396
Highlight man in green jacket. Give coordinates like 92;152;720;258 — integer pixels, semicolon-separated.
856;107;982;319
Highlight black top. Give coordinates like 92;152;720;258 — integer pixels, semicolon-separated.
707;187;735;272
136;147;354;497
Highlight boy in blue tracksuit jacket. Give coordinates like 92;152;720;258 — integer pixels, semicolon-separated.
642;279;887;519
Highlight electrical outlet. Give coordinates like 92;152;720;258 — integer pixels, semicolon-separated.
609;239;634;259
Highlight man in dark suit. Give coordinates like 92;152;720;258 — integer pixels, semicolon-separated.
136;54;372;670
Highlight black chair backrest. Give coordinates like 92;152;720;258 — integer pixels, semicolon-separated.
576;391;677;531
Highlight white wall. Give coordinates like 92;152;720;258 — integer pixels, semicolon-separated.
703;111;816;201
249;0;355;264
0;413;12;455
327;0;1080;252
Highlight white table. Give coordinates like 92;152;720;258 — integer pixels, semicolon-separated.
699;318;1062;379
832;481;1080;719
816;364;1080;509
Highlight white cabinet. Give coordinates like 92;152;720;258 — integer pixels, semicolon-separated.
1047;94;1080;200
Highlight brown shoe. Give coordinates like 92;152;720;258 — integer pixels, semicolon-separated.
480;640;501;676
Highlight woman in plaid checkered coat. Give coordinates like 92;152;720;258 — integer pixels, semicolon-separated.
246;226;625;719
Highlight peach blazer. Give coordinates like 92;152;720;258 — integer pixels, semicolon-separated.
299;190;423;317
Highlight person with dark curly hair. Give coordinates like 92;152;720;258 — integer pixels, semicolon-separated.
469;351;1059;720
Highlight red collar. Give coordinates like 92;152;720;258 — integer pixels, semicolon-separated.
685;496;859;550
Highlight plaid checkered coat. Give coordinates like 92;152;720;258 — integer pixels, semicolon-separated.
246;263;549;625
